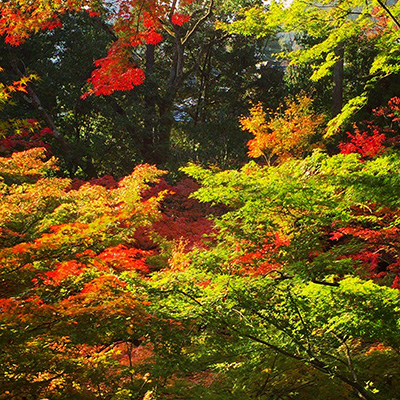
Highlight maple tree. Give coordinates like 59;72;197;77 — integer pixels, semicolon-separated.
221;0;400;135
1;0;224;166
1;0;283;172
0;68;41;145
338;96;400;159
1;92;400;400
0;131;222;398
2;2;400;399
0;147;165;398
240;94;325;163
169;138;400;398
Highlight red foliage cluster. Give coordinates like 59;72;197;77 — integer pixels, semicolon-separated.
339;97;400;158
40;19;63;31
339;129;386;158
171;13;191;26
70;175;118;190
233;233;290;275
82;41;146;97
0;119;54;155
330;208;400;288
374;97;400;121
97;244;151;273
136;178;219;251
1;0;196;97
83;0;193;96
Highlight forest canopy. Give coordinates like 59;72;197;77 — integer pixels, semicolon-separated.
1;1;400;399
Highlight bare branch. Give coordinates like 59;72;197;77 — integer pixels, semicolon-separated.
376;0;400;30
183;0;214;45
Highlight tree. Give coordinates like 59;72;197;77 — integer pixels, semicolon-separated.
1;0;285;172
1;10;145;177
0;146;168;398
0;0;223;167
3;2;400;398
240;94;325;163
0;117;221;397
220;0;400;135
149;144;400;399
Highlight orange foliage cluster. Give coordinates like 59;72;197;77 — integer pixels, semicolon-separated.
0;0;92;45
241;95;325;162
0;146;58;183
0;143;218;397
363;6;392;39
0;70;37;98
43;260;86;285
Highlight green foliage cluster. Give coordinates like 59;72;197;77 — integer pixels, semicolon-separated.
157;149;400;399
220;0;400;135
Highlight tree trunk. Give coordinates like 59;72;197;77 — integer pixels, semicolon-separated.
332;44;344;118
142;44;159;164
140;0;214;166
8;48;97;177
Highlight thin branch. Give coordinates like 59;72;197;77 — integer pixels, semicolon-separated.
8;48;97;176
376;0;400;30
175;289;204;307
333;333;361;389
256;352;278;396
183;0;214;45
286;288;313;354
311;278;340;287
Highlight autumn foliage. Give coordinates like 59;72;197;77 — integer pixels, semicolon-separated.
2;1;400;397
0;148;152;397
339;128;386;158
240;95;325;162
0;140;223;397
338;97;400;159
2;119;400;398
1;0;195;98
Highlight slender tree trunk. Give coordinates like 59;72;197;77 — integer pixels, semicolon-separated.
8;49;97;177
332;44;344;118
141;0;214;166
142;44;159;164
143;31;184;166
